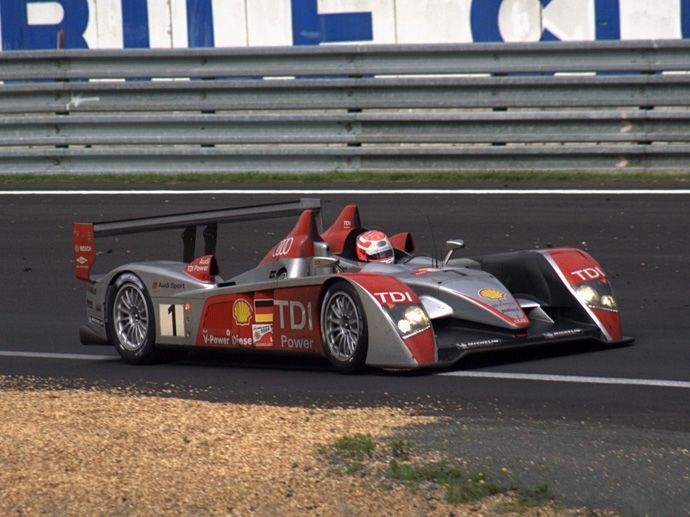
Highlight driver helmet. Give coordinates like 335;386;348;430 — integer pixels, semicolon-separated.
356;230;394;263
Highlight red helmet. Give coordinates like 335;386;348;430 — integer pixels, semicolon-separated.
356;230;394;263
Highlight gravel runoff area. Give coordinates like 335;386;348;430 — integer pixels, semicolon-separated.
0;376;617;517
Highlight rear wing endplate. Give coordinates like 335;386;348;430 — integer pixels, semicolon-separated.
72;198;322;282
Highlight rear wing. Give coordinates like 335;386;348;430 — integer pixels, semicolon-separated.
72;198;322;282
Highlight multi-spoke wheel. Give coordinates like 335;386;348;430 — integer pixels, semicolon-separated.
320;281;368;373
107;273;157;364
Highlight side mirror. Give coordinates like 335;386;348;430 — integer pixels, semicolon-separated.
311;256;340;274
443;239;465;265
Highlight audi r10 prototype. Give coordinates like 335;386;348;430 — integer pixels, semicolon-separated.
72;198;631;373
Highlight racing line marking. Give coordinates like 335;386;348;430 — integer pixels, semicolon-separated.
438;370;690;389
0;350;688;389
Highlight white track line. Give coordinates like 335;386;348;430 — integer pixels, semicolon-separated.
0;350;116;361
1;350;688;389
1;189;690;195
438;370;690;389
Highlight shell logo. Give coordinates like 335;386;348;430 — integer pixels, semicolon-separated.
478;288;505;301
232;299;253;326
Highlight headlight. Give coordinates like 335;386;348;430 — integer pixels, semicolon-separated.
403;306;428;325
574;282;618;311
600;294;617;310
393;306;431;338
397;319;413;334
575;285;599;306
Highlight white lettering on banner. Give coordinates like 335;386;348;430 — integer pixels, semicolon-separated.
27;1;64;25
275;299;313;330
2;0;689;52
571;267;604;281
373;291;413;305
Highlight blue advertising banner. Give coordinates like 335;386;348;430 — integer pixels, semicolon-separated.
0;0;688;51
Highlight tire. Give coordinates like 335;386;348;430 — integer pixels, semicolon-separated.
320;281;368;374
107;273;158;364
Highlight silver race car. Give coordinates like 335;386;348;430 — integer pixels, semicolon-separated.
73;198;631;373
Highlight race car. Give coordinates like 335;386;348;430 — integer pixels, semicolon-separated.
72;198;632;373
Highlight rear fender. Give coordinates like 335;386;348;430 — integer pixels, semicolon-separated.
102;262;215;346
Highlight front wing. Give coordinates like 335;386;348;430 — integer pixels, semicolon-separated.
433;318;624;365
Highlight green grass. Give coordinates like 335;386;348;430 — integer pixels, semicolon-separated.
389;437;413;460
317;433;555;510
330;432;376;461
2;170;690;184
388;460;507;505
316;432;376;474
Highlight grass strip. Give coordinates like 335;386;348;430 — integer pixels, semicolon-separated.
2;170;690;184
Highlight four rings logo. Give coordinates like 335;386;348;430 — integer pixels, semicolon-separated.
272;237;294;257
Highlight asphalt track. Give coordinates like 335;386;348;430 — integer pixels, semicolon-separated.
1;182;689;515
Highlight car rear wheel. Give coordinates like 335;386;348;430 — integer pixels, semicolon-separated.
108;273;157;364
320;281;368;373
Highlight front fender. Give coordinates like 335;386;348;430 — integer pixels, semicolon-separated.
541;248;624;342
340;273;437;369
476;248;626;344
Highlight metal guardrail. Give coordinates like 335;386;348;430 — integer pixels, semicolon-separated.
1;40;690;174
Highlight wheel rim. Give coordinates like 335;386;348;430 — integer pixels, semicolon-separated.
323;292;361;362
113;284;149;352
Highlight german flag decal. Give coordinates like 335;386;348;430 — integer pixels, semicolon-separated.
254;298;273;323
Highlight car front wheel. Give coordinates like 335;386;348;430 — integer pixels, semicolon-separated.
320;281;368;374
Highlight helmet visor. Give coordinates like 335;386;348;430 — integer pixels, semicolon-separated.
368;248;394;262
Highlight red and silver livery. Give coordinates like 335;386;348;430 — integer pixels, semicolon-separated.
73;199;632;373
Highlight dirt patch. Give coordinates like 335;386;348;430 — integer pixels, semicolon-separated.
0;378;596;516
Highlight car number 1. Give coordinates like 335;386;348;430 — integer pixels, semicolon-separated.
159;304;186;337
